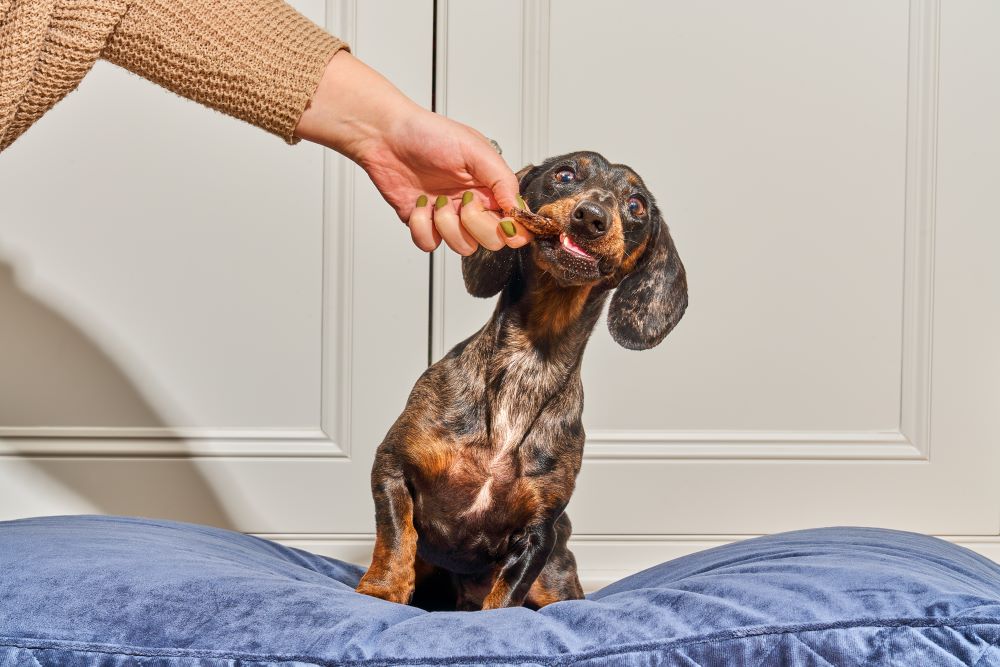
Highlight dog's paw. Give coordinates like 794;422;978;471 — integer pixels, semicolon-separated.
356;575;413;605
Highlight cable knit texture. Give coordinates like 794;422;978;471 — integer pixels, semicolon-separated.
0;0;346;152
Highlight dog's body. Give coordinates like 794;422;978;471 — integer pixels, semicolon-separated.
358;152;687;611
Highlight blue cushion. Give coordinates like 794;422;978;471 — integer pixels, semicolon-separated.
1;516;998;666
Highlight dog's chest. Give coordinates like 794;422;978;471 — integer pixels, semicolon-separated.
485;343;568;442
410;336;581;529
410;441;536;564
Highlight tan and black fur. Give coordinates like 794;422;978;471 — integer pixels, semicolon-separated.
357;152;688;611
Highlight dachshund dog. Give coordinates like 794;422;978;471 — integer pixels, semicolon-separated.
357;151;687;611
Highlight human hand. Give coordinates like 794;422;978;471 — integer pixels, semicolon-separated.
358;110;532;254
295;51;533;254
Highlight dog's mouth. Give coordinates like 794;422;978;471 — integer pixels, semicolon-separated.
559;232;593;260
534;231;608;285
506;206;614;282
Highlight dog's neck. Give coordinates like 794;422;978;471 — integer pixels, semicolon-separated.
506;267;606;354
472;264;606;447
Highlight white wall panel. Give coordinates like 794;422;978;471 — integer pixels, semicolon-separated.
439;0;1000;547
0;0;434;535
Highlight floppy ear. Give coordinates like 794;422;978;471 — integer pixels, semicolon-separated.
462;245;516;297
461;164;542;298
515;163;542;192
607;218;688;350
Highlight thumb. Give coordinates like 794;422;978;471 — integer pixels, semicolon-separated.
467;146;520;212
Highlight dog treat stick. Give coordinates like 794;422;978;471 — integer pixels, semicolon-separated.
504;207;561;236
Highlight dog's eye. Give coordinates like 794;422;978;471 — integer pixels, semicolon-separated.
554;168;576;184
627;196;647;216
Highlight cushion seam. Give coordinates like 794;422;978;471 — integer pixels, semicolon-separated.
0;617;997;666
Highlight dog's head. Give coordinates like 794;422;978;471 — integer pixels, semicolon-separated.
463;151;687;350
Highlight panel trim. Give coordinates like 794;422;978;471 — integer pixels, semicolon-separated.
520;0;551;166
0;0;359;460
428;0;449;364
320;0;360;459
491;0;938;462
0;430;338;457
257;531;1000;592
899;0;939;459
419;1;938;463
583;430;924;460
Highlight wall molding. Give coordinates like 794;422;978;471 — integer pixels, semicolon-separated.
583;430;924;460
520;0;551;166
899;0;939;459
0;0;360;460
0;427;341;457
6;2;940;464
428;1;939;462
258;531;1000;592
429;0;450;365
509;0;939;462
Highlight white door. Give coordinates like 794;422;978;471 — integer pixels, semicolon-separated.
0;0;432;551
438;0;1000;585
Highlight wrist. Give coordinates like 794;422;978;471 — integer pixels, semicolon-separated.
294;51;420;163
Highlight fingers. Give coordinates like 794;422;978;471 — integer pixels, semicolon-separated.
459;192;505;251
496;216;533;249
408;191;533;255
432;195;478;256
408;195;440;252
465;140;520;212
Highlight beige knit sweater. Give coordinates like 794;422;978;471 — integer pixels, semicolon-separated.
0;0;347;152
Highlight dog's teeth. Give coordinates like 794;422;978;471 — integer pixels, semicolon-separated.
560;232;591;258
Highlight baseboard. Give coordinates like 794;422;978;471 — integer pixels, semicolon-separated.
254;532;1000;593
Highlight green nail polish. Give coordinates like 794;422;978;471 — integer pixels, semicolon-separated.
416;194;428;208
461;191;474;206
517;195;527;210
435;195;449;209
500;219;516;237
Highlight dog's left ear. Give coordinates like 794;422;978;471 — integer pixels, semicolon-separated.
607;217;688;350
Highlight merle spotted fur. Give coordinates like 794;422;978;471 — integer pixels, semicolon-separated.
357;151;687;611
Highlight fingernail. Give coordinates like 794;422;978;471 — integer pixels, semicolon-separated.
516;195;528;211
499;219;516;237
461;191;474;206
435;195;449;209
416;194;428;208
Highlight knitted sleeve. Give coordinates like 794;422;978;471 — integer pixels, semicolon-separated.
1;0;131;152
101;0;347;143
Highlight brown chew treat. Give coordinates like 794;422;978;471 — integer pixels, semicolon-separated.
505;208;562;236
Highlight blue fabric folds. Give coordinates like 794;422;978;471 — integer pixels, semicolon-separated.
1;515;998;666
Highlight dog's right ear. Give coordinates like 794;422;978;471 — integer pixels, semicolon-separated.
515;163;544;200
461;164;541;297
462;245;516;297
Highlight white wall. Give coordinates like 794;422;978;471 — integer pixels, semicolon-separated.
431;0;1000;584
0;0;998;587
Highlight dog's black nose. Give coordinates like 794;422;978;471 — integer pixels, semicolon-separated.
571;200;609;239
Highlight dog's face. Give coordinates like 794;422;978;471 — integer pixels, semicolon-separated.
463;151;687;350
519;152;658;287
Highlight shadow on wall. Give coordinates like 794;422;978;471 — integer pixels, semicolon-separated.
0;252;234;528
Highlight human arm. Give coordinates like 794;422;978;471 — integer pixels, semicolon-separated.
294;50;531;253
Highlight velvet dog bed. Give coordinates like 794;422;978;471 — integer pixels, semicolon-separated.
1;515;998;665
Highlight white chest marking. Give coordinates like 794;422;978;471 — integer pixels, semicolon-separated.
465;477;494;516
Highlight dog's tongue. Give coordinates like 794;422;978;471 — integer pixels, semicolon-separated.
504;207;561;236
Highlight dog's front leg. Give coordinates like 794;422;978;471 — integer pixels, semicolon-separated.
356;456;418;605
481;519;557;610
